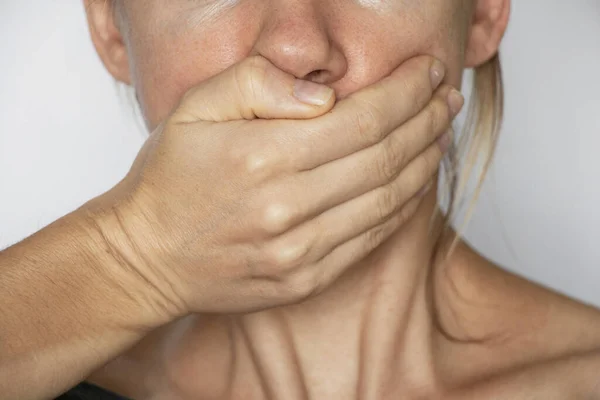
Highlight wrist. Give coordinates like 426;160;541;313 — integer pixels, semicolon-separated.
76;197;185;330
0;208;175;398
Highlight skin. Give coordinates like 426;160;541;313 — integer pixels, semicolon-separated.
104;0;471;129
2;12;457;400
80;0;600;398
0;0;596;399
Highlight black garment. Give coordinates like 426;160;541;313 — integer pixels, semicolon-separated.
56;383;131;400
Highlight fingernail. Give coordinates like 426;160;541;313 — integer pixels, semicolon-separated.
438;130;453;153
430;60;445;89
418;180;434;197
447;89;464;116
293;79;334;106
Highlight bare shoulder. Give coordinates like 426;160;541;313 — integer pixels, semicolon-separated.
433;238;600;386
445;348;600;399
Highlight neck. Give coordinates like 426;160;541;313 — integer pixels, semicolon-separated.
234;189;447;398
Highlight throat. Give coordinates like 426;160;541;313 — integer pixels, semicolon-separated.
232;200;443;399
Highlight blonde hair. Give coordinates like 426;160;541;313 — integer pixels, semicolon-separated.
439;53;504;251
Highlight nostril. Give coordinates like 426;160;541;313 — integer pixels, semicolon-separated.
303;69;329;84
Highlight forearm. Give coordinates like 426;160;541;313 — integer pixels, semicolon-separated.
0;209;170;400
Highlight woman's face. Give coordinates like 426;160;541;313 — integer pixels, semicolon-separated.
88;0;509;129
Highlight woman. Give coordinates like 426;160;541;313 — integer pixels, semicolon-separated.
3;0;600;398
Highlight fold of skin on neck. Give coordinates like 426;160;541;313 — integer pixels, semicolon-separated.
107;186;450;399
207;186;448;399
89;177;600;399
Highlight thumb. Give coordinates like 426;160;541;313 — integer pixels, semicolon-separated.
171;56;336;123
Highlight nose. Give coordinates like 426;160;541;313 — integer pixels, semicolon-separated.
253;1;347;84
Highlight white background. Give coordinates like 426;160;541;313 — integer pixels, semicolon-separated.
1;1;600;305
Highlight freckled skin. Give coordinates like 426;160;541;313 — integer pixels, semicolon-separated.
86;1;600;398
354;0;419;14
120;0;467;129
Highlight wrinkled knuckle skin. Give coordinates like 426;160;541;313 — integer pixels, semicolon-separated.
240;56;272;83
243;55;272;74
424;102;440;136
365;224;387;251
353;100;385;144
375;187;396;223
383;133;409;176
234;56;271;105
375;144;399;183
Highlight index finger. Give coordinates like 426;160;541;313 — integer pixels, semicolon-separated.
286;55;445;170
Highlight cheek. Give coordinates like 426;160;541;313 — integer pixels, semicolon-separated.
128;6;259;128
333;19;466;100
132;36;242;129
128;2;468;129
314;5;467;99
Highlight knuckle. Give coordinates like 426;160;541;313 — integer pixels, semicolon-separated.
424;101;440;134
240;56;271;81
375;186;397;222
258;201;297;235
236;56;271;102
245;151;273;175
375;144;401;182
262;239;309;275
365;224;388;251
236;147;280;181
244;55;270;69
386;129;409;167
352;99;386;143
